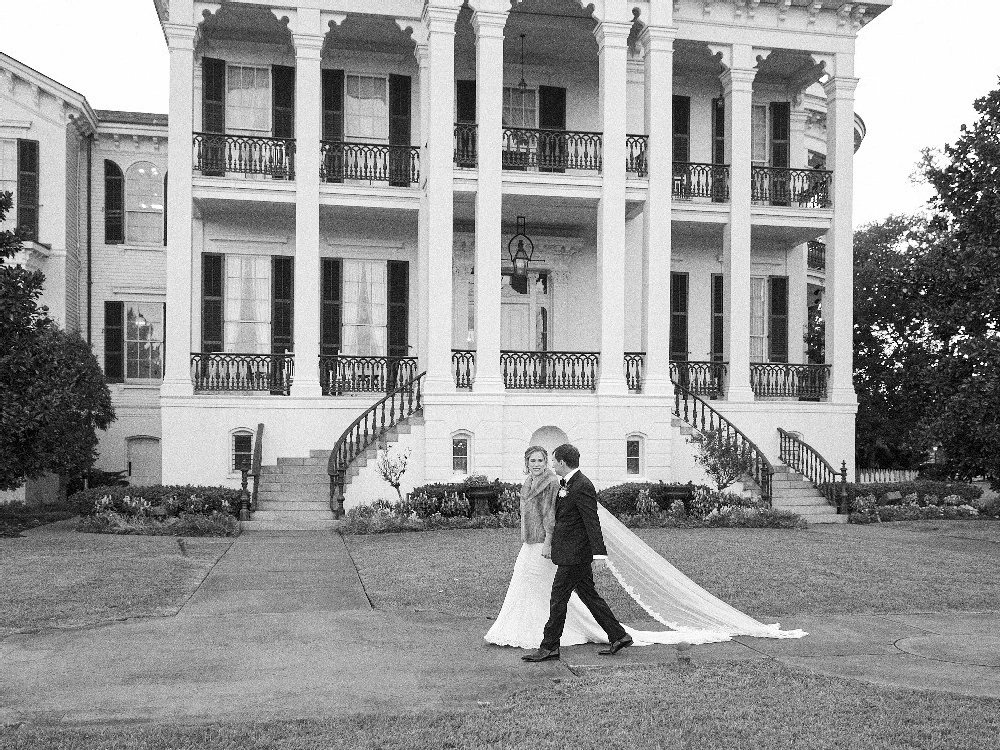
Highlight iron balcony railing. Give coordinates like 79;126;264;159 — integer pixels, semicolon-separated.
751;166;832;208
192;133;295;179
625;135;647;177
319;355;419;395
750;363;830;400
454;123;478;168
452;349;475;389
624;352;644;391
502;350;599;389
808;240;827;271
669;361;728;399
190;352;293;395
673;163;730;201
320;141;420;185
501;127;602;172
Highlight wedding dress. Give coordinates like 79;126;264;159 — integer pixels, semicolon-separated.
485;504;806;649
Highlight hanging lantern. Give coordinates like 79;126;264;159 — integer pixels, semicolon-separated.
507;216;534;279
518;34;527;94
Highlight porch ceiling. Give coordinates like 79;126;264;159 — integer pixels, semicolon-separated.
454;193;597;236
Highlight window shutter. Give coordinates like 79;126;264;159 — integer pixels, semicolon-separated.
387;260;409;359
321;69;344;141
770;101;790;169
768;276;789;363
711;274;724;362
456;80;476;123
162;172;168;246
669;272;689;362
16;139;39;241
712;98;726;165
388;74;412;187
202;57;226;133
320;257;342;356
104;301;124;383
672;96;691;164
104;160;124;245
202;253;224;352
271;256;293;354
272;65;295;139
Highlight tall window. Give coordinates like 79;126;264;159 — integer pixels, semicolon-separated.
751;104;768;165
16;139;39;241
452;433;471;474
226;65;270;133
626;436;643;476
750;276;768;362
0;139;16;211
345;75;388;142
125;302;165;380
341;259;387;356
224;255;271;353
502;87;536;128
125;162;164;245
104;160;124;244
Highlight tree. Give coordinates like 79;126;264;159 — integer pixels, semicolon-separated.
689;428;757;491
0;191;115;491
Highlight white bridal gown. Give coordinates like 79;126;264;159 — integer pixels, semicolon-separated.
485;505;806;649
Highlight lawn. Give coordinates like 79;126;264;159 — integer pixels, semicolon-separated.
0;503;76;538
2;660;997;750
343;520;1000;620
0;522;232;634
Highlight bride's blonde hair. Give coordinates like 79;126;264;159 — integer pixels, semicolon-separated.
523;445;549;474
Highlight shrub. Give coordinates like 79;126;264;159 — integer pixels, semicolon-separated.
836;480;982;507
598;482;690;517
341;509;521;535
689;428;758;491
850;492;983;524
76;511;239;536
619;508;805;530
69;485;243;517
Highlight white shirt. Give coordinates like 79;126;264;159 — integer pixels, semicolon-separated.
560;467;606;561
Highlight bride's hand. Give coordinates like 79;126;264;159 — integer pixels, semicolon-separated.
541;547;552;559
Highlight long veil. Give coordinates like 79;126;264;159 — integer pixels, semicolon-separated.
599;504;807;639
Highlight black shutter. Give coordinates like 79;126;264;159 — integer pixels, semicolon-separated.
672;95;691;164
456;80;477;123
104;301;124;383
768;276;789;363
320;257;342;356
770;101;791;168
162;172;168;246
16;139;39;242
712;98;726;165
202;253;224;353
387;261;409;358
669;272;689;362
104;160;124;245
538;86;568;174
711;274;724;362
271;256;293;354
202;57;226;133
388;74;412;187
272;65;295;138
322;69;345;183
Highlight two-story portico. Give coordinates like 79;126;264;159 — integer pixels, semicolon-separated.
149;0;890;525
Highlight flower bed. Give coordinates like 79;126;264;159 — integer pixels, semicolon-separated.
835;480;982;507
68;485;243;537
76;511;240;537
849;493;986;524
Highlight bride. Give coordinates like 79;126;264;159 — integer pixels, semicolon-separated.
485;445;806;649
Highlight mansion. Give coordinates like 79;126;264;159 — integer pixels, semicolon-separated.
1;0;891;526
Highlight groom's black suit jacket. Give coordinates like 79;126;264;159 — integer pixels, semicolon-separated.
550;470;608;566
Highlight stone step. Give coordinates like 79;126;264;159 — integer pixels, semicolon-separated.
242;518;342;531
773;488;825;500
772;479;813;490
256;500;329;512
773;498;832;509
257;488;329;501
310;449;333;459
259;475;329;488
776;504;838;516
252;509;335;521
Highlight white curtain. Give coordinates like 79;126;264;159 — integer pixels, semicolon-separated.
227;66;270;133
224;255;271;353
750;276;767;362
342;259;387;355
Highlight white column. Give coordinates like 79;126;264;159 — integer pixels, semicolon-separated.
824;66;859;404
416;43;431;370
421;4;460;394
289;31;324;398
720;48;756;402
594;21;630;395
471;10;507;393
788;242;808;364
161;22;196;397
640;25;676;396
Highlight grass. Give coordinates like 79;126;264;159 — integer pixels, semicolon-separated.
0;522;232;634
0;503;76;538
2;660;997;749
344;520;1000;620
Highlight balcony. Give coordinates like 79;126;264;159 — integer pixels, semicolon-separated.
808;240;826;271
190;352;293;395
451;350;601;390
751;166;832;208
319;355;418;396
500;128;602;173
192;133;294;180
626;135;647;177
670;360;728;399
673;163;730;202
320;142;420;186
750;363;830;400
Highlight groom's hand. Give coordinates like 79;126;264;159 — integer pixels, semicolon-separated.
592;557;607;571
541;547;552;559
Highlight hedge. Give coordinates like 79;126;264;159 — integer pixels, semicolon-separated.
597;482;698;517
832;480;983;506
68;485;243;517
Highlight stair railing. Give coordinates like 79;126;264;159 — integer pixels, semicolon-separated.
673;379;774;505
327;372;425;518
777;428;849;514
249;422;264;514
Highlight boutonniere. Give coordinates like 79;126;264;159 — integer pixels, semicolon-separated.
558;488;568;498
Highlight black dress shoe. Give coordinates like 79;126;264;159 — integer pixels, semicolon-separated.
598;636;633;655
521;647;560;662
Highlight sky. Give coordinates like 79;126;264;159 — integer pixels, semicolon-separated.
2;0;998;228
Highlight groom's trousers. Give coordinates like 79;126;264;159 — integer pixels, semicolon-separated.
541;562;627;651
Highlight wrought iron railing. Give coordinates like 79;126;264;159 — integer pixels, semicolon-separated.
624;352;644;391
808;240;826;271
454;123;478;168
778;428;848;514
190;352;293;395
192;133;295;179
673;379;774;505
249;422;264;513
626;135;647;177
328;372;425;518
319;141;420;185
673;163;730;201
319;355;418;395
452;349;475;389
502;350;599;390
669;361;727;399
751;363;830;400
751;166;832;208
501;127;602;172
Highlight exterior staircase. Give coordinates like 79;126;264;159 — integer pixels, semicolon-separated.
770;465;846;524
242;450;339;531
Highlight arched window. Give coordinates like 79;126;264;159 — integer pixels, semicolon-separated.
452;431;472;475
231;428;254;474
125;161;164;245
104;160;124;244
626;434;644;477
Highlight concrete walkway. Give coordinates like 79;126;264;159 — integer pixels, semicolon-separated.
1;530;999;727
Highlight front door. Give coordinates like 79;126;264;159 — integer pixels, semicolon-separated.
127;437;161;487
500;272;552;351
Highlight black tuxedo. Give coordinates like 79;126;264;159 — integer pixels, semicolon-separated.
540;470;626;651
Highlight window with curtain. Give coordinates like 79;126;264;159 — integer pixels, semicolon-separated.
125;162;163;245
751;104;768;165
341;259;387;356
125;302;164;380
0;140;16;215
750;276;767;362
345;75;388;142
224;255;271;353
502;87;537;128
226;65;270;133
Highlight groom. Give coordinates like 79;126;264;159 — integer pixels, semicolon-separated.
522;443;633;662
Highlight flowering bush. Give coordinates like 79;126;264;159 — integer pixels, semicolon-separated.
77;510;239;537
69;485;241;517
850;493;982;524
